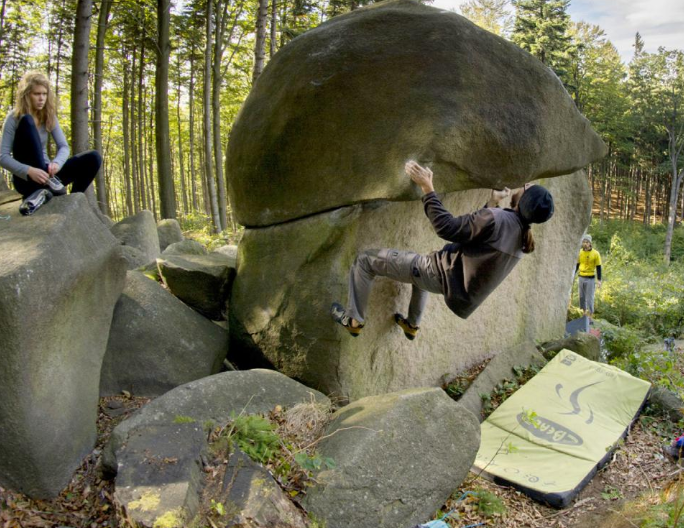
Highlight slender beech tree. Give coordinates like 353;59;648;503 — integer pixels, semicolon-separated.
660;50;684;263
203;0;220;231
253;0;270;82
156;0;176;219
71;0;102;210
94;0;112;215
270;0;277;57
71;0;93;155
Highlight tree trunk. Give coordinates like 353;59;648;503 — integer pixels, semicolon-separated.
644;171;651;225
664;166;684;264
0;0;7;50
72;0;100;209
177;53;188;214
147;99;157;217
189;52;198;211
52;0;68;103
269;0;277;58
71;0;93;154
130;47;140;212
138;42;147;211
93;0;112;215
122;54;133;217
156;0;176;219
252;0;269;83
203;0;220;231
213;0;229;231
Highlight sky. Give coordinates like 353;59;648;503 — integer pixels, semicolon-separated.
430;0;684;63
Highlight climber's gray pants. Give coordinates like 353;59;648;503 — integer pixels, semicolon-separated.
579;276;596;314
346;248;443;326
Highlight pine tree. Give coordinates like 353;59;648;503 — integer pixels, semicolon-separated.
511;0;572;79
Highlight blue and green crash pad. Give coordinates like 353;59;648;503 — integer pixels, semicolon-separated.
471;350;651;508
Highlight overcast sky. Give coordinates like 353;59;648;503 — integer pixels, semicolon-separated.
430;0;684;63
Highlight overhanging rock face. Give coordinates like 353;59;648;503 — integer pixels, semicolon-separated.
227;0;606;227
230;172;592;400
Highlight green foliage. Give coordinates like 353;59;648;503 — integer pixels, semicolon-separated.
593;320;646;360
613;346;684;397
512;0;573;81
294;452;336;472
474;488;507;517
180;212;243;250
209;499;225;516
444;377;470;400
228;414;281;465
480;364;542;418
570;220;684;358
601;485;623;500
460;0;512;37
630;480;684;528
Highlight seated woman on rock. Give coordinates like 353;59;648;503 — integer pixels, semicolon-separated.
331;160;554;340
0;71;101;207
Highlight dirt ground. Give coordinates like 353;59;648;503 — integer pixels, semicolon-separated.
1;387;681;528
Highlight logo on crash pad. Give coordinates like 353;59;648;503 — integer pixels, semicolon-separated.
517;413;583;446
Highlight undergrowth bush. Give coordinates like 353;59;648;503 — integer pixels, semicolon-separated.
178;211;243;250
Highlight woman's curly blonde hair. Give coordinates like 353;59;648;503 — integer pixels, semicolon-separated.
14;71;57;131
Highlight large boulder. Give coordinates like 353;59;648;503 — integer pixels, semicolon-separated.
218;450;309;527
227;0;606;227
302;388;480;528
230;172;592;400
157;218;183;252
113;422;207;528
111;210;160;263
540;332;601;361
119;244;152;270
103;369;330;476
162;239;209;256
0;194;126;498
157;253;236;320
213;244;238;267
0;189;21;205
100;271;230;397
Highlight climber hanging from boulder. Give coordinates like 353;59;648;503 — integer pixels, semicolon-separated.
331;160;555;340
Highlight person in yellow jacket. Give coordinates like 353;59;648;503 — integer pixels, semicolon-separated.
574;234;602;319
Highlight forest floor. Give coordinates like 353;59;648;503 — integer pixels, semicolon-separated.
1;348;683;528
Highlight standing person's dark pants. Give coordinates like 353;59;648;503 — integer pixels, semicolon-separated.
11;115;101;197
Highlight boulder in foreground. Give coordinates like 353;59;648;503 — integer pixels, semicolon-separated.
0;195;126;498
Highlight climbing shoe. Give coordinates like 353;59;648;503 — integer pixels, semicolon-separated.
394;313;419;340
19;189;53;216
45;176;67;196
331;302;363;337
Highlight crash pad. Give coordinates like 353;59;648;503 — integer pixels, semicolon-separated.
471;350;650;508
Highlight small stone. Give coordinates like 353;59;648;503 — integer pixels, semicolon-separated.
104;407;128;418
107;400;124;410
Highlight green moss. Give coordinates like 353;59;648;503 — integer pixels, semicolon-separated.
128;490;161;512
153;508;185;528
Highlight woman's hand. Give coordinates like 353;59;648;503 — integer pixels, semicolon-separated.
27;166;50;185
48;162;59;176
405;160;435;194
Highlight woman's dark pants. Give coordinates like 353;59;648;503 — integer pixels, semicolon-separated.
11;114;101;198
